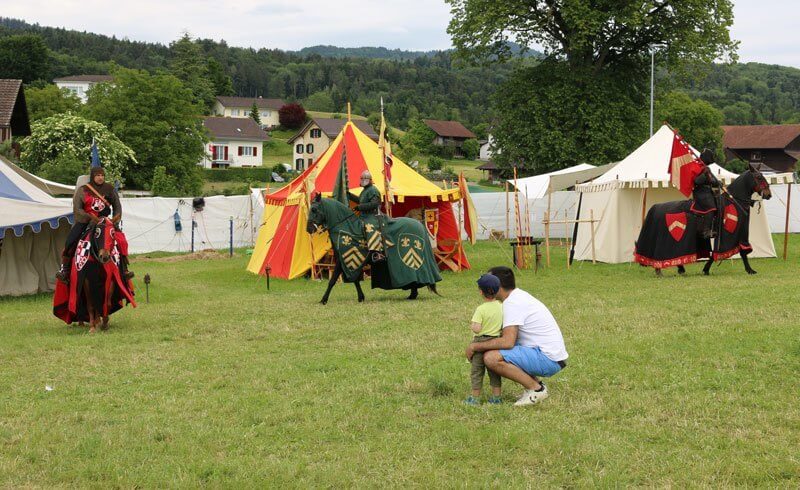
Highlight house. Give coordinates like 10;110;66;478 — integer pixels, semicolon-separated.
723;124;800;173
476;161;500;182
0;79;31;150
479;134;501;161
53;75;114;103
422;119;476;157
213;96;286;129
199;117;269;169
287;117;379;171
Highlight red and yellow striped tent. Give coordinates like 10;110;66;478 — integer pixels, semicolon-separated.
247;121;471;279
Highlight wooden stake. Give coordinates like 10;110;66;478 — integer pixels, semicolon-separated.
513;167;523;268
784;182;792;261
590;209;597;264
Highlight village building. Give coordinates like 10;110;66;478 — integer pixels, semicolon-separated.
199;117;269;169
0;79;31;152
422;119;476;157
212;96;286;129
53;75;114;103
723;124;800;173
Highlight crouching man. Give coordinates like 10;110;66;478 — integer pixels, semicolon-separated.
465;266;569;406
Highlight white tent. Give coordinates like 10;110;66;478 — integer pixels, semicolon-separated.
0;156;74;296
509;163;617;199
3;158;75;196
571;125;793;264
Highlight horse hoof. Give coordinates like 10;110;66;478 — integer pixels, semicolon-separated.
101;322;109;331
677;266;686;275
358;297;365;303
89;327;97;334
703;270;710;276
320;299;328;305
407;294;418;300
654;269;663;277
747;269;757;275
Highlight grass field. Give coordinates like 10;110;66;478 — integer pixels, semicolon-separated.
2;238;799;486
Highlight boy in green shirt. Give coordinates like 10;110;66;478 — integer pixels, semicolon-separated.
465;274;504;405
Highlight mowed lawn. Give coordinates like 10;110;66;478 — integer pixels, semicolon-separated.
1;238;799;486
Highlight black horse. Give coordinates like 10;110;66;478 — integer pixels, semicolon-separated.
635;165;772;276
306;196;441;304
53;217;136;331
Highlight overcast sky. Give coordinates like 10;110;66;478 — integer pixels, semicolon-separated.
2;0;797;67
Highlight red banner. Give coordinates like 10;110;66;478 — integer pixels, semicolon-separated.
668;131;704;197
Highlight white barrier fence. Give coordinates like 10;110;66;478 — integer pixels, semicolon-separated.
57;185;795;255
60;194;265;254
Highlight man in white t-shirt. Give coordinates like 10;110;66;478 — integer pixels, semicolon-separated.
465;266;568;406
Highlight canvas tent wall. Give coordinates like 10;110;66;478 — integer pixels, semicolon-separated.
571;126;791;264
247;121;469;279
0;155;73;296
509;163;614;199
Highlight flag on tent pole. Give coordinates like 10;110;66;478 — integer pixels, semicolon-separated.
332;141;349;205
458;172;479;245
90;140;102;168
668;130;704;197
379;97;393;215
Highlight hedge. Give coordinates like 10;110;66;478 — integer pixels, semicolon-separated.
203;168;272;183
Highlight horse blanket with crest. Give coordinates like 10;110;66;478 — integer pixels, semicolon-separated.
321;198;441;289
53;221;136;324
634;195;753;268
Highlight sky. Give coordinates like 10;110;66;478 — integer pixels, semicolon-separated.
1;0;797;67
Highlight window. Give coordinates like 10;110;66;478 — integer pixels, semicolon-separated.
751;151;762;161
261;111;270;118
306;144;314;153
310;128;322;138
296;144;304;154
232;109;240;116
240;146;254;157
295;158;304;171
308;158;313;167
211;145;228;161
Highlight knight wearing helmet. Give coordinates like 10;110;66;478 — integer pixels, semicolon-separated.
349;170;387;257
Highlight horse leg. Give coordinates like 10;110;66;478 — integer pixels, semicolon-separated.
85;279;97;334
655;268;663;277
354;279;365;303
677;265;686;275
703;258;714;276
320;262;342;305
407;287;419;300
101;282;113;331
741;251;757;275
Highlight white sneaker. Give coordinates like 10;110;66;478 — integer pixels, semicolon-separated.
513;385;549;406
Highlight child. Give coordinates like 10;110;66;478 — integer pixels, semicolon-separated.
465;274;503;405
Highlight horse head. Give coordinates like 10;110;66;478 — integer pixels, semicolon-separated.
748;163;772;200
306;193;326;234
91;217;115;264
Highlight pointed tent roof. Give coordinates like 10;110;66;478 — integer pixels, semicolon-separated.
578;125;794;193
248;121;465;280
0;155;73;237
268;121;462;205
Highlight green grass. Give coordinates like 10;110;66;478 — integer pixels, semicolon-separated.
307;111;367;121
2;238;800;486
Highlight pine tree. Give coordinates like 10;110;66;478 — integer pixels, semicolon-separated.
250;102;262;126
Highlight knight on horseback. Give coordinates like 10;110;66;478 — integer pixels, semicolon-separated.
349;170;387;261
691;149;722;239
55;166;133;284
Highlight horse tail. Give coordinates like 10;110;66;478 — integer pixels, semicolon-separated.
427;284;442;297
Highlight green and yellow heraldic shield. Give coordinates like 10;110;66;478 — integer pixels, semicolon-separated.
397;232;426;270
337;230;367;274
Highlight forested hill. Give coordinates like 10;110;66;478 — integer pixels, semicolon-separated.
2;17;800;128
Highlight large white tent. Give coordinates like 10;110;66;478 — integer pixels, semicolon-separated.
0;155;73;296
571;125;793;264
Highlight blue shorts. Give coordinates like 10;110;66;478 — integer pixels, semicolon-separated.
499;346;562;377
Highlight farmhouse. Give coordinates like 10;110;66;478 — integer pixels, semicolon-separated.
53;75;114;103
213;96;286;129
723;124;800;173
0;79;30;150
423;119;476;157
199;117;269;169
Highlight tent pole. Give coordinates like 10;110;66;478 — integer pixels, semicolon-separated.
569;190;583;266
641;173;649;227
505;181;510;240
457;199;463;272
784;182;792;261
513;167;522;269
545;181;552;267
590;209;597;264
